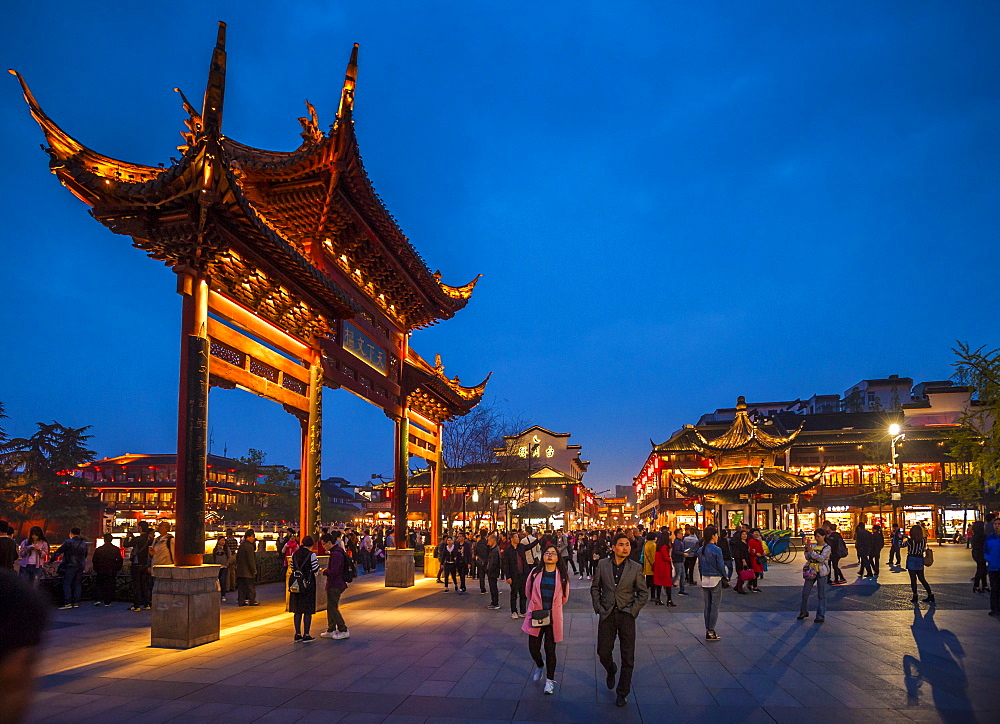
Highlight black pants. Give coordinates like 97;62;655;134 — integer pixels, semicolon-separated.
528;625;557;680
132;567;152;607
646;575;660;601
478;561;488;592
871;550;882;575
293;612;312;636
509;574;526;614
442;563;458;588
488;575;499;606
830;556;845;583
597;610;636;697
973;555;988;589
859;554;874;577
908;569;932;598
456;562;468;592
96;573;116;605
889;545;901;567
237;576;257;604
989;570;1000;613
564;555;577;575
684;557;697;583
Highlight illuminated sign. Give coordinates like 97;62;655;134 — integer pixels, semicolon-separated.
343;321;387;374
539;497;561;503
825;506;849;513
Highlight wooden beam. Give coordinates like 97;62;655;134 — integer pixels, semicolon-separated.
207;317;309;389
407;424;437;449
208;290;311;362
408;442;436;461
209;356;308;412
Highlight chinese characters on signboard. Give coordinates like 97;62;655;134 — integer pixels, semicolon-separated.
343;321;387;375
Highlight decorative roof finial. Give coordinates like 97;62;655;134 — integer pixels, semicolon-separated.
736;395;747;411
338;43;359;120
200;21;227;136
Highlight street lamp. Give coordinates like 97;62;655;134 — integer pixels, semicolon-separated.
889;424;905;527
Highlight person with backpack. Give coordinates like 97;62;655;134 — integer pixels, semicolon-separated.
798;529;831;623
671;529;688;596
855;523;873;578
320;531;352;639
52;528;88;609
288;536;320;643
682;527;699;585
826;523;848;585
125;523;153;611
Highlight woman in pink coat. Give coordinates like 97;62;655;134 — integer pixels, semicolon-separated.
522;543;570;695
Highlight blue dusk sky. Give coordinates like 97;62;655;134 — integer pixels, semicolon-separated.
2;2;998;490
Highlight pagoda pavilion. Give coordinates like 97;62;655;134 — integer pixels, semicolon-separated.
674;396;821;527
13;23;487;645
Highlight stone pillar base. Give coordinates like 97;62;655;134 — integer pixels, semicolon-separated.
422;545;440;579
151;565;221;649
385;549;415;588
286;555;329;612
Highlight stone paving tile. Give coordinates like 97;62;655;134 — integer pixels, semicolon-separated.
179;683;303;707
284;690;407;714
394;695;518;719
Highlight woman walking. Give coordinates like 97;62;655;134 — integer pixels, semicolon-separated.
643;532;661;605
905;525;935;604
697;526;727;641
577;533;591;579
732;530;753;595
798;529;831;623
747;530;765;592
653;529;675;606
320;532;351;639
523;544;570;695
288;536;320;642
212;534;231;603
17;527;48;586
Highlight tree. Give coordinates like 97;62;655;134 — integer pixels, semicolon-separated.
440;401;529;530
229;448;297;523
951;342;1000;494
0;420;98;531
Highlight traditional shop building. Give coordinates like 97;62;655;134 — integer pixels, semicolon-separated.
636;382;989;537
77;453;256;528
362;426;601;530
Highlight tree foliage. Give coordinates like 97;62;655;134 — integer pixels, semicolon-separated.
950;341;1000;491
227;448;298;523
0;417;97;528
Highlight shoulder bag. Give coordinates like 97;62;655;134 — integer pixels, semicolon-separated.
923;547;934;567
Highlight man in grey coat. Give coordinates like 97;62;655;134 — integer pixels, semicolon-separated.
591;532;649;707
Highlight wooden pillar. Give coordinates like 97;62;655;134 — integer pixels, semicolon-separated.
430;422;443;546
393;412;410;547
299;358;322;542
174;270;209;566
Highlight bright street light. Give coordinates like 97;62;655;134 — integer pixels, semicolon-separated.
888;423;901;437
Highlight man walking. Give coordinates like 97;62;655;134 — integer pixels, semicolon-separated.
503;530;528;619
124;523;153;610
225;527;240;593
0;522;18;572
889;525;904;568
826;523;848;585
236;529;259;606
591;533;649;707
474;531;491;594
91;534;123;607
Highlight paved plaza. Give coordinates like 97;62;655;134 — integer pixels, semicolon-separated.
27;545;999;723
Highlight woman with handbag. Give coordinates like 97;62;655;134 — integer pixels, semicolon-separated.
522;544;570;695
747;530;765;592
732;530;754;594
653;529;675;606
798;529;831;623
905;525;935;604
697;526;728;641
288;536;320;643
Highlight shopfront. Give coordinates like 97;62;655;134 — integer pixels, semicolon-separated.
942;509;979;537
902;506;935;537
820;506;854;534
